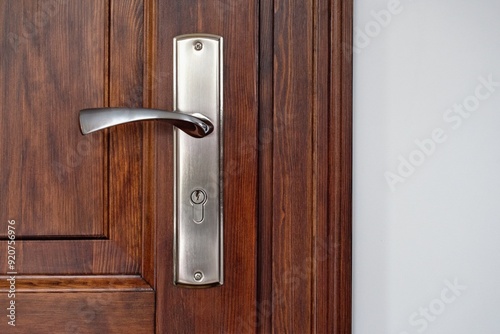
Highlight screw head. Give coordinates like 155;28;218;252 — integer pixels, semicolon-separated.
190;189;207;204
194;271;204;282
194;41;203;51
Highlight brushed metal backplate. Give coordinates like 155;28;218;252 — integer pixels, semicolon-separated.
173;34;223;287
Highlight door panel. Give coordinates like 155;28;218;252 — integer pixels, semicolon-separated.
0;0;148;275
1;0;107;237
0;0;348;332
1;1;154;332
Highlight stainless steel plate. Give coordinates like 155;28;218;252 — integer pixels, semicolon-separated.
173;34;223;287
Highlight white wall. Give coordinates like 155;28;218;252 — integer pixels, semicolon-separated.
353;1;500;333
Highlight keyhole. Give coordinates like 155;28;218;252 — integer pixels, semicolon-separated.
192;190;204;204
190;189;207;223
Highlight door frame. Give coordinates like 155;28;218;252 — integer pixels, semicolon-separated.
327;0;353;331
255;0;353;332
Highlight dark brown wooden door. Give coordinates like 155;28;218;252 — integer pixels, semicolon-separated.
1;0;352;333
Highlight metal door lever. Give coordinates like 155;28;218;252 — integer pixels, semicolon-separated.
80;108;213;138
78;34;223;288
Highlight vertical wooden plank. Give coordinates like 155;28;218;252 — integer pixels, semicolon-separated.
314;0;332;331
151;0;259;332
272;0;315;332
257;0;275;332
141;0;157;290
330;0;353;332
95;0;144;273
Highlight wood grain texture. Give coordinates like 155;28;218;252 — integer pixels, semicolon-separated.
0;0;106;237
257;0;275;333
0;240;141;274
258;0;353;333
0;2;156;333
272;0;315;332
329;1;353;332
140;0;157;290
0;292;154;333
0;275;152;292
94;0;145;274
314;0;332;332
0;0;150;276
0;0;354;332
151;0;259;333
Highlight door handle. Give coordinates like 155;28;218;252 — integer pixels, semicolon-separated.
80;108;213;138
78;34;223;288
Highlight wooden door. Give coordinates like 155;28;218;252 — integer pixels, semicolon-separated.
0;0;352;333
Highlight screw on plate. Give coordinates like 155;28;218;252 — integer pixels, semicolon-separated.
194;41;203;51
194;271;204;282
